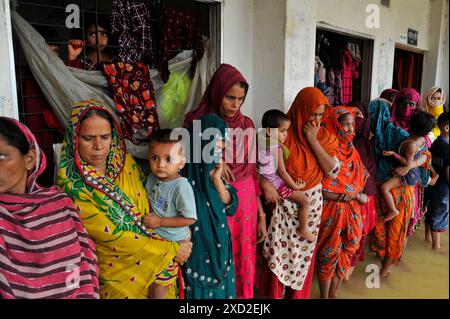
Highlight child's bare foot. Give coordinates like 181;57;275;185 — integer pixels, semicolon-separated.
297;228;317;242
383;209;399;222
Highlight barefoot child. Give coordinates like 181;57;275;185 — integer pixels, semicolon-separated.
425;112;449;250
143;129;197;299
258;109;315;242
381;111;436;221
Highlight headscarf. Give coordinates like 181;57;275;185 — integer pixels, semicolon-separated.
423;87;446;138
182;114;238;288
390;88;421;131
183;63;256;182
0;117;45;193
369;98;409;182
347;102;378;195
322;107;368;195
284;87;339;190
380;88;399;103
57;100;153;237
0;117;99;299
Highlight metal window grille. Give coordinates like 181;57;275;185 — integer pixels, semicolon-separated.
13;0;214;186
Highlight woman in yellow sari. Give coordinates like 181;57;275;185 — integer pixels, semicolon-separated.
57;100;192;299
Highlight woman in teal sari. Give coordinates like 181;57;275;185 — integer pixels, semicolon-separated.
182;114;239;299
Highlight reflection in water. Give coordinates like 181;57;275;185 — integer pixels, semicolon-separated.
311;227;449;299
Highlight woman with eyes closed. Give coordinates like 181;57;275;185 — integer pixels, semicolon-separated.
57;100;192;299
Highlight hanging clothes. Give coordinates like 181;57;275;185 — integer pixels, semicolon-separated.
103;62;159;141
341;50;359;104
110;0;153;64
314;56;329;96
159;4;204;83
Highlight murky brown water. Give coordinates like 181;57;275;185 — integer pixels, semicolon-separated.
310;226;449;299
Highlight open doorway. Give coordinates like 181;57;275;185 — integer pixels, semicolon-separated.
392;46;424;92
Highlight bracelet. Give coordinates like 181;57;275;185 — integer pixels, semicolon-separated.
220;188;229;194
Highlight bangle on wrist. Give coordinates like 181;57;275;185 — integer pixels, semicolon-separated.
220;188;229;194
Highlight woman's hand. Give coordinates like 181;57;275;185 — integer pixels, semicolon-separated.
303;121;320;143
260;177;280;205
174;240;193;265
392;165;410;177
256;216;267;244
210;160;224;182
221;162;235;184
383;150;395;157
356;193;368;205
428;173;439;186
68;39;84;60
337;193;354;202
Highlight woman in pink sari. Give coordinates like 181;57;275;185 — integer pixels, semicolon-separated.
183;64;266;299
0;117;99;299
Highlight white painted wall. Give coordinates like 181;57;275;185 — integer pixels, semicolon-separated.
283;0;317;110
252;0;285;127
221;0;254;118
316;0;432;98
0;0;18;118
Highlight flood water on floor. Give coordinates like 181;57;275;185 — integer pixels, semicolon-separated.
310;225;449;299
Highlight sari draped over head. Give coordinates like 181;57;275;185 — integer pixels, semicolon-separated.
423;86;446;139
347;101;378;195
317;107;367;281
183;63;256;182
369;98;409;183
182;114;239;299
380;88;399;103
322;107;369;195
56;100;178;299
368;99;416;262
390;88;421;131
285;87;339;190
0;117;99;299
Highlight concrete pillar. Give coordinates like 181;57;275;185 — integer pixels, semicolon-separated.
0;0;18;118
283;0;317;110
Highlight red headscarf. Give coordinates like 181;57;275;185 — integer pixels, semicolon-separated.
183;64;256;182
390;88;421;131
322;107;368;195
285;87;339;190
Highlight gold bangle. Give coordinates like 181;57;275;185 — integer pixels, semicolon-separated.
319;152;328;159
220;188;229;194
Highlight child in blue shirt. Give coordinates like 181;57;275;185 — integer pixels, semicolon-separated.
143;129;197;298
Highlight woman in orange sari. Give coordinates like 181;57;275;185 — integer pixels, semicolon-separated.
316;107;369;299
260;87;339;299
